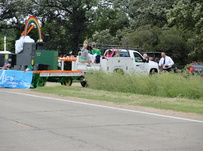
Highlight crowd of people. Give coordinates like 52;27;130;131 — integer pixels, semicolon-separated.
79;40;174;72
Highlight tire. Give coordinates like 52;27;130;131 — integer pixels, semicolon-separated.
79;76;87;87
150;69;158;75
61;78;72;86
81;81;87;87
39;77;47;87
113;68;124;74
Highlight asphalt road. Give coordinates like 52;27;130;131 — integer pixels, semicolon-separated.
0;88;203;151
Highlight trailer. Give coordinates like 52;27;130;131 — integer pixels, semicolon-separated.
0;16;88;89
32;70;86;88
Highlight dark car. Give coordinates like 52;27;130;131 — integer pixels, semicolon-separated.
143;52;162;63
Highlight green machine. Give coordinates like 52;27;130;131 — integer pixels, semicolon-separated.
35;50;58;70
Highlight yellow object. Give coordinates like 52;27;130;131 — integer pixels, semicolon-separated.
5;54;8;59
31;60;34;65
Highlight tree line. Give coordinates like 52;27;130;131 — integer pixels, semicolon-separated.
0;0;202;65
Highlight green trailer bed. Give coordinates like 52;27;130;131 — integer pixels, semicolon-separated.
32;70;86;88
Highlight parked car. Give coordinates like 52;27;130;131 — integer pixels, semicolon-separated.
189;62;203;74
144;52;162;63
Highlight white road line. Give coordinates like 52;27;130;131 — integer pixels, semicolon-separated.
1;89;203;123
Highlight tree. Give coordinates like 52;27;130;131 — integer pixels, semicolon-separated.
167;0;203;33
167;0;203;61
90;29;120;45
121;25;161;51
0;0;98;55
30;0;97;55
113;0;179;28
157;28;192;65
122;26;192;65
86;0;129;36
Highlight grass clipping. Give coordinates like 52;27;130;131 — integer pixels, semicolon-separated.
85;71;203;100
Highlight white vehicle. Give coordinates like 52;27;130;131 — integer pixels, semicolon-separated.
72;49;159;75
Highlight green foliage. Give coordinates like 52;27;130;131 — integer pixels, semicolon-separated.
156;27;192;65
113;0;179;28
90;29;120;45
167;0;203;61
167;0;203;34
0;0;97;55
85;71;203;100
0;0;201;62
122;25;160;50
122;26;192;65
41;23;68;54
0;28;16;52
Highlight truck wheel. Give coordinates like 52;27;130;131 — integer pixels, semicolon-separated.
150;69;158;75
62;78;72;86
114;68;124;74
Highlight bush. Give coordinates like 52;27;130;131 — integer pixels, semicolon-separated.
85;71;203;100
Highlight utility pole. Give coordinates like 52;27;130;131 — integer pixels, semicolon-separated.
4;36;6;51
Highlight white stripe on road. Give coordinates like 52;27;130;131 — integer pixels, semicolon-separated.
1;89;203;123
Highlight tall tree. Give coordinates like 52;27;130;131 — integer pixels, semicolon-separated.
113;0;179;28
0;0;98;55
167;0;203;61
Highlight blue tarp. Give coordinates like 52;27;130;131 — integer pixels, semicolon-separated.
0;70;33;89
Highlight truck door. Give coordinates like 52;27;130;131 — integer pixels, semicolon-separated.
133;52;148;74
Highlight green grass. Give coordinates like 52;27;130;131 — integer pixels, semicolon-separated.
85;71;203;100
33;85;203;115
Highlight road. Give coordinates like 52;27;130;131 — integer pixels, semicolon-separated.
0;88;203;151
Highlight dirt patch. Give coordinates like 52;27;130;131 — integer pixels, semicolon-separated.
6;83;203;121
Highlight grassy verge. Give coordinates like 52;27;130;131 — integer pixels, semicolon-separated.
33;85;203;115
85;71;203;100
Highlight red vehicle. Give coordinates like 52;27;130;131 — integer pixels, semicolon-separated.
189;62;203;74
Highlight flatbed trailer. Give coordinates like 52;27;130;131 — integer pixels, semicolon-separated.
32;70;86;88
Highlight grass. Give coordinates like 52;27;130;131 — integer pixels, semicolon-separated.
33;85;203;115
85;71;203;100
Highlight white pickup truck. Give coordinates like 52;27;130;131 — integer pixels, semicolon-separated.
72;49;159;75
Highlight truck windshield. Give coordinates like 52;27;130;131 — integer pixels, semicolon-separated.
133;52;142;61
114;51;130;57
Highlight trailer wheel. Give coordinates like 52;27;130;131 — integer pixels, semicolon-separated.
81;81;87;87
79;76;87;87
39;77;47;87
62;78;72;86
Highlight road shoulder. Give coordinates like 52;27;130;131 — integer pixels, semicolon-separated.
3;86;203;121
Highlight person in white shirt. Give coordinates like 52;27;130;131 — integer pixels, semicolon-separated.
159;52;174;71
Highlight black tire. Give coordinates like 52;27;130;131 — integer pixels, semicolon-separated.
114;68;124;74
39;77;47;87
81;81;87;87
61;78;72;86
150;69;158;75
79;76;87;87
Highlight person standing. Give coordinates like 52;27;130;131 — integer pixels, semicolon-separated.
159;52;174;72
92;43;101;63
79;42;89;63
